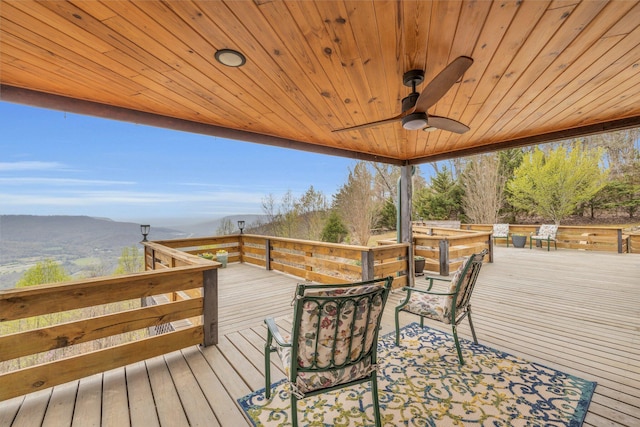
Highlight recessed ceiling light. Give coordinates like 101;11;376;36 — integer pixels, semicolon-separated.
215;49;246;67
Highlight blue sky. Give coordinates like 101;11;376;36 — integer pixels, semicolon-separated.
0;102;357;225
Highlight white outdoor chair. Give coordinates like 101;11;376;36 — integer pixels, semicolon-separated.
530;224;558;251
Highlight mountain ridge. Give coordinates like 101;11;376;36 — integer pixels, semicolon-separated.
0;214;262;289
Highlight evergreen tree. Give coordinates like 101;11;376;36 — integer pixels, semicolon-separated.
320;210;349;243
414;167;463;220
377;197;397;230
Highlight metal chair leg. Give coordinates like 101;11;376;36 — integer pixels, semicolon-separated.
394;308;401;346
265;335;272;398
467;307;478;344
291;393;298;426
371;375;382;427
452;324;465;365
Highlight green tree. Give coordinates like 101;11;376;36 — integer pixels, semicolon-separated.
114;246;144;275
377;197;397;230
414;167;463;220
320;210;349;243
507;144;607;223
16;259;70;288
498;148;525;222
594;159;640;218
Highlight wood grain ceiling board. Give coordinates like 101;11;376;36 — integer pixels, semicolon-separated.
1;0;639;165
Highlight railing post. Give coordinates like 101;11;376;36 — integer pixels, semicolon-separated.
361;249;374;281
439;239;450;276
488;235;494;263
265;238;271;270
202;268;219;347
617;229;623;253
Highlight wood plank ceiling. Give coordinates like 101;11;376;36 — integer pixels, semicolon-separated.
1;0;640;165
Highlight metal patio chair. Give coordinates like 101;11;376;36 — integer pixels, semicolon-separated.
492;223;510;247
264;277;392;427
395;250;488;365
530;224;558;251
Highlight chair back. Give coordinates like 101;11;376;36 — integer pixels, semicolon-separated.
537;224;558;238
449;250;488;313
289;277;391;391
492;223;509;238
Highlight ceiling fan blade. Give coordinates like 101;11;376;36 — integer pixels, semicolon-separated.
332;113;406;132
427;115;470;134
414;56;474;113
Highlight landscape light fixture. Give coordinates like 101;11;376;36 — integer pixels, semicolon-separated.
140;224;150;242
237;220;245;234
215;49;246;67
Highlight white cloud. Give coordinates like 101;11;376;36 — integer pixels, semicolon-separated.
0;189;265;207
0;177;135;186
0;161;65;171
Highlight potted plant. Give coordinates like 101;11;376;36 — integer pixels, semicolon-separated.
199;252;215;260
216;249;228;268
414;255;426;274
511;233;527;248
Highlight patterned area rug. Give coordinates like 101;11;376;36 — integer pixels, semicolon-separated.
238;323;596;426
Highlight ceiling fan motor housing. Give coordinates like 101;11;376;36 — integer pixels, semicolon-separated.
402;92;419;112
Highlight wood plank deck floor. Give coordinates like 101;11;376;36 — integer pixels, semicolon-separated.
1;247;639;426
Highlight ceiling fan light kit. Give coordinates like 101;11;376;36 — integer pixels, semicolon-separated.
402;112;428;130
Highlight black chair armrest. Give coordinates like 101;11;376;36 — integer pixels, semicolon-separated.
264;317;290;347
425;275;449;291
401;286;455;297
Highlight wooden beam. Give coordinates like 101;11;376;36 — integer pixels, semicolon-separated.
0;85;403;165
408;116;640;164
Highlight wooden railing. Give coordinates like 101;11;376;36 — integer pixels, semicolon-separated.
464;224;634;253
0;231;479;401
0;260;219;401
152;234;411;290
378;227;492;276
629;233;640;254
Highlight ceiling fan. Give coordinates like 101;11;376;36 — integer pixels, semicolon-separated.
334;56;473;134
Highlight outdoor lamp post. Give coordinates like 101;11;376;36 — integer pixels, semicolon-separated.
140;224;150;242
237;220;245;234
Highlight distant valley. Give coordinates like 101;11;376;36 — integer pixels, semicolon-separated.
0;214;263;290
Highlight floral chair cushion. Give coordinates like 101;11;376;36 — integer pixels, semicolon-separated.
492;223;509;238
532;224;558;239
277;284;385;395
402;262;466;324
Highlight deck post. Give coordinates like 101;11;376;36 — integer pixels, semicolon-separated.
439;239;450;276
399;165;414;286
361;249;374;281
488;236;495;263
265;238;271;270
202;268;219;346
617;229;623;253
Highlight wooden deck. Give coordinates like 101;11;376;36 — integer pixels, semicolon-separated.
1;247;639;427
